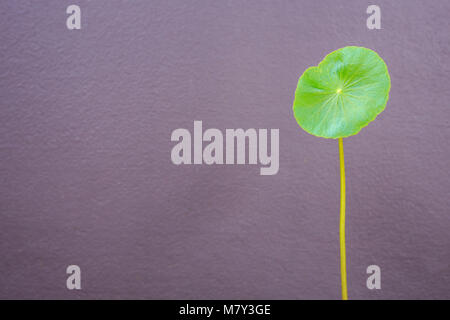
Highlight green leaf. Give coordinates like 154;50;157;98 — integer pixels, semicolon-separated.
293;46;391;139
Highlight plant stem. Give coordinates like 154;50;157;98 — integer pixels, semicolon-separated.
338;137;348;300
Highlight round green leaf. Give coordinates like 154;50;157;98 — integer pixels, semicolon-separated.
293;46;391;139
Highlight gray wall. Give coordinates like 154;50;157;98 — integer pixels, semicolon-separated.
0;0;449;299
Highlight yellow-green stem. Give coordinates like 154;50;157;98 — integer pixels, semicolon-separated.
339;138;348;300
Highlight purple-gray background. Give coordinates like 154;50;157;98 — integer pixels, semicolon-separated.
1;0;449;299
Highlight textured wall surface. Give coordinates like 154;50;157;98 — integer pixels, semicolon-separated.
0;0;449;299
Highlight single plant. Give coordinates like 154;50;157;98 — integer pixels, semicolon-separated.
292;46;391;300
